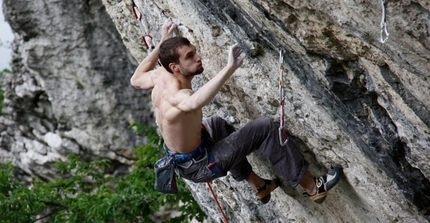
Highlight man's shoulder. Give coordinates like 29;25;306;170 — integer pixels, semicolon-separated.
154;66;170;75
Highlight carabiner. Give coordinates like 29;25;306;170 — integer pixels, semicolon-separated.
380;0;389;43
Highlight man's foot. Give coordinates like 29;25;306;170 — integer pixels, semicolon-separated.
256;179;280;204
304;167;343;204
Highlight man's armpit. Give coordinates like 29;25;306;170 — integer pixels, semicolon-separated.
167;89;194;111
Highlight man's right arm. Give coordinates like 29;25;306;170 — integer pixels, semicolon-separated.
130;20;177;90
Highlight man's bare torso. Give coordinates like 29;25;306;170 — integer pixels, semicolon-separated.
151;67;203;154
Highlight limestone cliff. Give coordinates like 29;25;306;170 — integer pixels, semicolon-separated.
1;0;429;222
0;0;152;180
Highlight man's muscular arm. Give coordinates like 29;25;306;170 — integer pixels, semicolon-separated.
174;44;245;111
130;20;177;90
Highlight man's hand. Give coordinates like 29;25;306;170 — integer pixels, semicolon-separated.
228;44;245;69
161;19;178;41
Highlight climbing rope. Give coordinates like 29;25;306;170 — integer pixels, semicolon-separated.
380;0;389;43
207;182;229;223
278;50;289;146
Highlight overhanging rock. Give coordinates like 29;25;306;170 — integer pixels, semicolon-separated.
102;0;429;221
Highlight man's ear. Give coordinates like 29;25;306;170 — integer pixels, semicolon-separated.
169;63;180;73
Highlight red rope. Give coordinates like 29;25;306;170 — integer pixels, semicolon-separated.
206;182;229;223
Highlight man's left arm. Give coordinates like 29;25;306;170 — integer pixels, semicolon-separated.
173;44;245;112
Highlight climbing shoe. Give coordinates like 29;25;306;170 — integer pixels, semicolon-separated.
256;178;281;204
304;167;343;204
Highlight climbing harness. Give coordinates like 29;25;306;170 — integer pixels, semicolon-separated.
207;182;229;223
278;50;289;146
380;0;389;43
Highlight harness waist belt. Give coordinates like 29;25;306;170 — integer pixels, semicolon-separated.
164;145;204;163
164;126;212;163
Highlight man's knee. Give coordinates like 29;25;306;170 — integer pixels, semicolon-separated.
230;163;253;182
255;117;277;129
256;117;273;123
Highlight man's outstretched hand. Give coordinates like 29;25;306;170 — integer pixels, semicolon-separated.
228;44;246;70
161;19;178;41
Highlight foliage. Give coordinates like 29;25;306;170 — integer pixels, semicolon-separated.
0;124;207;222
0;68;6;77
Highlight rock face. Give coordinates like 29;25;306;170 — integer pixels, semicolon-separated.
2;0;429;222
0;0;153;181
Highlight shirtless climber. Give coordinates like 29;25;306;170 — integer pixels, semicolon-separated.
131;19;342;204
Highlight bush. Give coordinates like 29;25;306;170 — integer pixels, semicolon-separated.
0;124;206;222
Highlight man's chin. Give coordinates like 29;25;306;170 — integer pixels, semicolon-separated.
194;67;204;75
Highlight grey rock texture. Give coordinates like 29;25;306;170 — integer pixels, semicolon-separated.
1;0;429;222
1;0;153;181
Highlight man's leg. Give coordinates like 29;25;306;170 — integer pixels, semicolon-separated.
203;116;258;181
300;171;317;195
204;117;275;202
206;116;342;204
210;117;308;186
245;117;342;203
204;117;286;203
246;171;265;191
203;116;235;141
203;116;246;178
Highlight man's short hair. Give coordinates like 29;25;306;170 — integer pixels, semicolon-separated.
159;37;191;73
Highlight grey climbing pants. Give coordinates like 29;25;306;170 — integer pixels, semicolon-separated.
175;116;309;187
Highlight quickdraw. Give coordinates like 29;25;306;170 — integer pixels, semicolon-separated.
380;0;389;43
130;0;155;51
278;50;289;146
